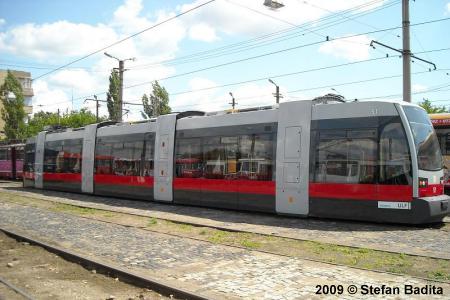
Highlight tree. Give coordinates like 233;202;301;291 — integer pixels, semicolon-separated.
25;109;105;137
0;70;26;140
142;81;171;118
106;69;121;121
418;99;447;113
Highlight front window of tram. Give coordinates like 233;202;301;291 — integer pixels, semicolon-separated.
403;106;443;171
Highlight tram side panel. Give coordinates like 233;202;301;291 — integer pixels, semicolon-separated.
93;123;156;201
173;110;278;212
308;102;422;223
42;131;84;193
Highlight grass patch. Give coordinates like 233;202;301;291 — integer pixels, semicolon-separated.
239;239;261;249
101;211;115;218
207;231;231;244
429;270;450;281
177;223;194;232
147;217;158;226
52;203;97;215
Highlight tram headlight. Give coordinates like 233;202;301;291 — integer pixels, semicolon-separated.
418;177;428;188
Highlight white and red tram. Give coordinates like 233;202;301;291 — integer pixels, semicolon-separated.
23;97;449;224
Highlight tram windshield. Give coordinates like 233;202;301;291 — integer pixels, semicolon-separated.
404;106;443;171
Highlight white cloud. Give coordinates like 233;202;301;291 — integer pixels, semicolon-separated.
412;84;428;93
171;77;220;112
447;2;450;14
112;0;186;59
0;21;117;60
1;0;388;121
318;34;371;61
189;23;218;42
0;19;5;27
32;80;71;113
179;0;386;38
48;69;99;93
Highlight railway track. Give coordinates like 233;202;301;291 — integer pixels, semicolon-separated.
0;276;35;300
0;227;208;300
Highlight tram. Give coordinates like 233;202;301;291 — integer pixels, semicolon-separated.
23;97;449;224
0;142;25;180
430;113;450;194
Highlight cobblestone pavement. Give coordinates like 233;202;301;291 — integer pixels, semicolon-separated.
1;182;449;260
0;201;448;300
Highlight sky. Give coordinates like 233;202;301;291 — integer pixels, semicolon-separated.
0;0;449;120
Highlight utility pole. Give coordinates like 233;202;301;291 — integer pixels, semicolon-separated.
268;78;282;104
85;97;144;122
104;52;135;122
369;1;436;103
94;95;99;122
229;92;237;110
402;0;411;103
118;60;124;120
84;96;101;122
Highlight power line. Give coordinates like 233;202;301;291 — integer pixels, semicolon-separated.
45;55;393;108
123;19;450;90
130;0;398;70
32;0;217;81
42;43;450;109
166;47;450;96
162;70;450;111
356;81;450;101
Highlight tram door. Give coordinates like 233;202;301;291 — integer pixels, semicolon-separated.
35;131;46;189
276;101;312;216
154;114;177;202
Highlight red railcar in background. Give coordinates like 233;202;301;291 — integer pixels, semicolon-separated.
0;142;25;180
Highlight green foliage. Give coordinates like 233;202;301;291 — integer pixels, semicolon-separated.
106;69;121;121
0;70;26;139
418;99;447;113
26;109;105;137
142;81;171;118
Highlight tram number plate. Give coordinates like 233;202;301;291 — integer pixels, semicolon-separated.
378;201;411;210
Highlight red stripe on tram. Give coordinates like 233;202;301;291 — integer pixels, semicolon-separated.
94;174;154;187
309;183;413;201
173;178;276;196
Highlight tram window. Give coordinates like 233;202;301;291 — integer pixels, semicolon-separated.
0;149;8;160
61;139;82;173
239;134;275;181
44;141;63;173
44;139;82;174
203;136;241;179
143;134;155;177
445;134;450;155
175;131;276;181
112;140;144;176
379;123;412;185
95;140;113;174
16;147;24;160
314;130;377;184
175;138;203;178
24;144;35;173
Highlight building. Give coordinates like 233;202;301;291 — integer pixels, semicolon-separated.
0;69;34;138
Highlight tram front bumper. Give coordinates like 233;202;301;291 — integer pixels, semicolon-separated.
414;195;450;224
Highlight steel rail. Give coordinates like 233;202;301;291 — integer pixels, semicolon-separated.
0;276;35;300
0;227;210;300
